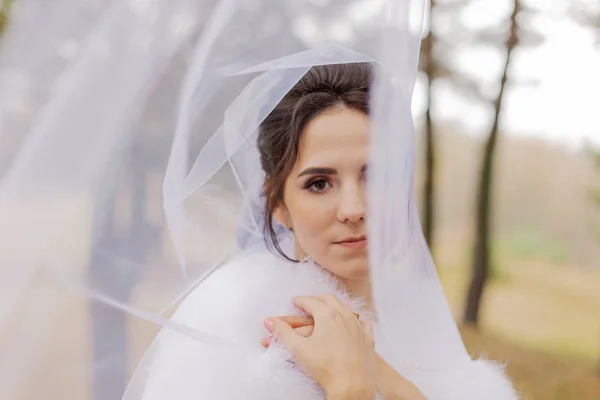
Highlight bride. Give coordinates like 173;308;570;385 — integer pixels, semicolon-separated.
0;1;520;399
138;63;519;399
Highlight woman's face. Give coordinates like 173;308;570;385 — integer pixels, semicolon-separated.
274;106;369;281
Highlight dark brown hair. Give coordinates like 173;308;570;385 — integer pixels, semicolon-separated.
257;62;374;259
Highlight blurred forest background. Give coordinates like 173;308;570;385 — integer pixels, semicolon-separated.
413;0;600;399
0;0;599;399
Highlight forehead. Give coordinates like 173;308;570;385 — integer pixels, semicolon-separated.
295;107;370;167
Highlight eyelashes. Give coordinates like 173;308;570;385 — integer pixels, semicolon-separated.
303;178;331;193
302;173;367;194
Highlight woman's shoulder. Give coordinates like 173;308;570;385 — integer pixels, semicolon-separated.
185;249;285;305
170;246;341;344
137;247;330;400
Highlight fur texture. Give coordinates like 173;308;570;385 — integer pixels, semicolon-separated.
139;246;519;399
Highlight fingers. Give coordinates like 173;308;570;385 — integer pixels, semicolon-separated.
295;325;314;337
261;325;313;348
262;294;363;351
264;318;299;350
274;315;314;328
293;294;356;322
312;293;353;316
261;315;314;348
291;296;333;320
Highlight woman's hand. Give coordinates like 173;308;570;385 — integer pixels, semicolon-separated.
260;314;315;347
264;294;377;400
263;304;427;400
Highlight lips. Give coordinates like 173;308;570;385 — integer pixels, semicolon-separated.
335;236;368;248
337;236;367;244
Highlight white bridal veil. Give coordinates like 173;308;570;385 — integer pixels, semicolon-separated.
0;0;469;399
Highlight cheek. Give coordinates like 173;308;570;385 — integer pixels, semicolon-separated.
287;193;336;250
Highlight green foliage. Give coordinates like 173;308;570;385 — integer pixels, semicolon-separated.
499;228;570;265
585;145;600;243
477;228;570;285
0;14;6;35
489;245;512;283
0;0;14;35
590;147;600;207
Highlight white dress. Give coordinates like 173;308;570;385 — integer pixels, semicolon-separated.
139;244;519;400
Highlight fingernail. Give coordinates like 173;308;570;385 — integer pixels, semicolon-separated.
264;319;275;332
261;337;269;347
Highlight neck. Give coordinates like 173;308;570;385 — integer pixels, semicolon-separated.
292;240;373;310
339;276;373;311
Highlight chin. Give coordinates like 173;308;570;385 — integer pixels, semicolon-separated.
327;256;369;281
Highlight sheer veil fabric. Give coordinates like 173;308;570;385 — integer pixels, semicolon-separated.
0;1;480;399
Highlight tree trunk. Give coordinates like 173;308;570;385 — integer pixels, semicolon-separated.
464;0;520;326
422;0;436;250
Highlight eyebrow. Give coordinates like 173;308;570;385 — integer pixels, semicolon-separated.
298;167;337;177
297;164;368;178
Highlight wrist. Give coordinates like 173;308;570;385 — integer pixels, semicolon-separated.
324;374;376;400
375;354;426;400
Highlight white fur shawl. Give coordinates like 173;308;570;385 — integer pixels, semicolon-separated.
138;246;519;399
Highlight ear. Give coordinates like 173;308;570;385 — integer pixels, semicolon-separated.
273;204;292;230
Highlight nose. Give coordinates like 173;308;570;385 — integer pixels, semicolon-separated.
336;182;366;223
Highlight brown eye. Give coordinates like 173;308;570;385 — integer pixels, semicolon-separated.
306;179;331;193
